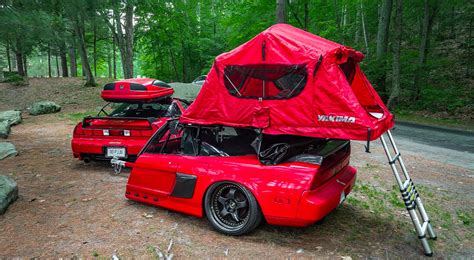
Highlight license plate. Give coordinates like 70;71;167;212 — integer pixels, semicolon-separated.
339;192;346;205
106;147;126;158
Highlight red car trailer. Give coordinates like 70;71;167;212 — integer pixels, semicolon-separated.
113;25;436;256
71;78;189;162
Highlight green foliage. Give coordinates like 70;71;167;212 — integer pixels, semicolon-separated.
457;210;472;226
1;72;27;86
0;0;472;118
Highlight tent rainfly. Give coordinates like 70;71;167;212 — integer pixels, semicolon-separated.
180;24;394;141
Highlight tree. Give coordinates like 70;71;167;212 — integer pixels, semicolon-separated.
276;0;287;23
374;0;393;98
412;0;439;101
74;15;96;86
388;0;403;109
63;0;97;86
102;0;135;79
376;0;393;58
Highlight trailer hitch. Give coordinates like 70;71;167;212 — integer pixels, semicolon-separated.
111;157;127;175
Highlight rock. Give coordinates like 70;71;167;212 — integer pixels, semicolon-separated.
0;110;22;126
0;175;19;214
0;121;10;139
29;101;61;116
0;142;17;160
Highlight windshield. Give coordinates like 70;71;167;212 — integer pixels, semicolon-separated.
109;102;180;118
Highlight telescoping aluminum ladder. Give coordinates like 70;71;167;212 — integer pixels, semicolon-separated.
379;130;437;256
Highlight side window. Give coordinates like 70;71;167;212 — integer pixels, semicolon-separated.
142;122;182;154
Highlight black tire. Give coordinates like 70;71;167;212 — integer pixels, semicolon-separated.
204;181;262;235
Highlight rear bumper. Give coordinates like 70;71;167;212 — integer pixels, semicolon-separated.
71;136;148;160
265;166;357;227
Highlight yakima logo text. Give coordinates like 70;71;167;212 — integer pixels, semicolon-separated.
317;115;356;123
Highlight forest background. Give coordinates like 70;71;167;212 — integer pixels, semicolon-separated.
0;0;472;121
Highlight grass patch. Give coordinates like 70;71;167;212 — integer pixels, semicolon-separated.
1;73;28;86
62;111;97;123
395;111;474;132
456;210;472;226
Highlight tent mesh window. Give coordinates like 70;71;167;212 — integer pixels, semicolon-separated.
224;64;307;99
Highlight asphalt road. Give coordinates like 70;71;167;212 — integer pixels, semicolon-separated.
388;122;474;170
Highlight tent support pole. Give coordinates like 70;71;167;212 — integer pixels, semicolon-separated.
365;128;371;153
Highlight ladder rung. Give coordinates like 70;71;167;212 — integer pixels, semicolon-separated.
389;153;401;164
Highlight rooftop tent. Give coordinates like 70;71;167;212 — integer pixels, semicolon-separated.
180;24;394;141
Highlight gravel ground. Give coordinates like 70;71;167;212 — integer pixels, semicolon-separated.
0;79;472;258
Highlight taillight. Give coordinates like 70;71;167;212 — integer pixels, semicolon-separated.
73;124;84;135
310;156;350;190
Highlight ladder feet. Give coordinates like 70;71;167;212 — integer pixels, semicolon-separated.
425;252;433;257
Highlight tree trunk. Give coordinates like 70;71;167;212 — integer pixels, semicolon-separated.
23;55;27;77
181;41;187;82
169;49;179;81
413;0;438;101
355;3;361;44
376;0;393;59
55;53;60;77
107;52;112;78
466;17;472;77
276;0;287;24
112;19;117;79
123;2;134;78
69;44;77;77
360;1;370;58
93;21;97;77
375;0;392;99
388;0;403;109
15;52;24;76
59;42;69;77
74;16;96;87
48;46;52;78
15;38;25;76
6;42;11;72
110;2;134;79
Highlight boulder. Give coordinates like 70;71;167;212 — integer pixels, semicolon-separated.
0;175;19;215
29;101;61;116
0;142;17;160
0;121;10;139
0;110;22;126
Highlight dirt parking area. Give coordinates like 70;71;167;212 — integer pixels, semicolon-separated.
0;79;472;258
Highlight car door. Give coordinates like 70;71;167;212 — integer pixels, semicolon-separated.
127;125;182;198
131;152;180;196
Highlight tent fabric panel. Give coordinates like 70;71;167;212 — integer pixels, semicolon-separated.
181;24;394;141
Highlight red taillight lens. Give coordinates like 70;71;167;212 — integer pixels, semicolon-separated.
310;156;350;190
73;124;84;135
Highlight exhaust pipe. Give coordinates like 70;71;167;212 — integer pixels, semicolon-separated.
83;157;91;163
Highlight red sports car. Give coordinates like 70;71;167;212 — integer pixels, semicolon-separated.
115;121;356;235
71;78;189;162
